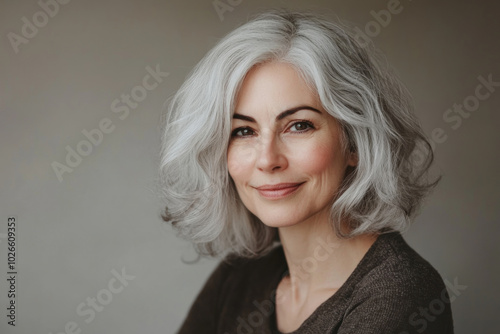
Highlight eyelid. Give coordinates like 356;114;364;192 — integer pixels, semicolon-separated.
286;119;315;132
231;126;256;137
231;119;315;137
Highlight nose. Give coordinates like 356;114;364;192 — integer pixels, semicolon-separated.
255;129;288;172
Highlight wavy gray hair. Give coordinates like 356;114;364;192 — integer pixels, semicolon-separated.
159;10;438;258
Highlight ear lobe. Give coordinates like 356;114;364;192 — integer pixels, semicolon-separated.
348;151;358;167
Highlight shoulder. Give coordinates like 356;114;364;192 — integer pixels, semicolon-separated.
215;244;287;286
215;243;285;270
176;246;285;333
343;232;454;333
357;232;446;293
200;244;286;304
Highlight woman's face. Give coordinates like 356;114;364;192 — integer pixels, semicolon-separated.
227;62;357;228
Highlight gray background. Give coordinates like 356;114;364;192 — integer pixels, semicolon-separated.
1;0;499;333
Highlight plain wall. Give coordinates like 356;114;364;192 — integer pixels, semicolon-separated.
1;0;499;333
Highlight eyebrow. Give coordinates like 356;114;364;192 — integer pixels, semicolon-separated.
233;105;322;122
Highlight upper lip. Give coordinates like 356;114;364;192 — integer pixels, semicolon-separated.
255;182;305;190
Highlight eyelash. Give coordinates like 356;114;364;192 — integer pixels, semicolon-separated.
230;120;315;138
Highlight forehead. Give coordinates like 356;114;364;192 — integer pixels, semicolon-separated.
235;62;320;115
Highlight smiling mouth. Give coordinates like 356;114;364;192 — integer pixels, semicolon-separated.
254;182;305;199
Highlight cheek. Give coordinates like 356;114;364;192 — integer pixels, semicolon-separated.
293;141;340;176
227;144;253;183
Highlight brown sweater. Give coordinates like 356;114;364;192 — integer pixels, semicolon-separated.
176;232;454;333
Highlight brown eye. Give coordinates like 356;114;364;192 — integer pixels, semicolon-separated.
231;127;255;137
289;121;314;132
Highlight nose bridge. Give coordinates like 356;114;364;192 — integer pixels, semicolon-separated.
258;127;277;154
256;127;286;171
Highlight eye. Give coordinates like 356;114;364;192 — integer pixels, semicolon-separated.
288;120;314;133
231;127;255;137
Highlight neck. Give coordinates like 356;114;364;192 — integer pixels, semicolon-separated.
278;215;377;294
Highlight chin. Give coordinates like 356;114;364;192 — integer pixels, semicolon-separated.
253;205;331;230
254;210;306;229
260;219;299;229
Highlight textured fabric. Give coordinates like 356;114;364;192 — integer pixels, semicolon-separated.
176;232;454;333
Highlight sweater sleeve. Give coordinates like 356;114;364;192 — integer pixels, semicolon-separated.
176;259;234;334
337;264;454;334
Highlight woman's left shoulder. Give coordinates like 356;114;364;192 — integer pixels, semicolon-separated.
341;232;454;333
357;232;447;295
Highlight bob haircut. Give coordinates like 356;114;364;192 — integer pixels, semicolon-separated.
159;10;438;258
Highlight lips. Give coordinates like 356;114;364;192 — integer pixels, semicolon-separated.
254;182;305;199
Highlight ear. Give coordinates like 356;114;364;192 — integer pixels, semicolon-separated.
347;151;358;167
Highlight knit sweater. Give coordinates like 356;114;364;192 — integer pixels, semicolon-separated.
176;232;454;333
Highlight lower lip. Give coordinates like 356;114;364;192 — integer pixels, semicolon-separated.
256;183;304;199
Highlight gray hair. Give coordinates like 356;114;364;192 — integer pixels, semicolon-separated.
158;10;439;258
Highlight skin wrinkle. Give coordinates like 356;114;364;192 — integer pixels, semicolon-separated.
170;12;450;333
227;61;376;332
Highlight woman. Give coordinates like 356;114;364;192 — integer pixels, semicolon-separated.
159;10;454;334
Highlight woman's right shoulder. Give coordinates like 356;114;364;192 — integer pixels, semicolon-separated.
201;244;286;299
215;244;286;279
